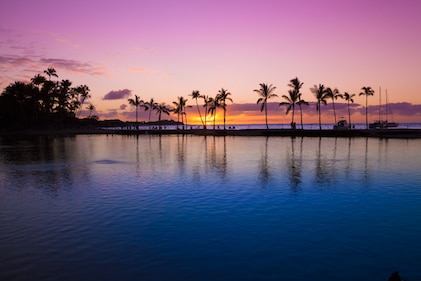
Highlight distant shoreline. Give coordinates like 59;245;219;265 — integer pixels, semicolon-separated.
2;127;421;138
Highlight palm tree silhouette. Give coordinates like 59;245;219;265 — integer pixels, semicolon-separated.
155;103;171;130
172;96;188;130
128;94;143;129
217;88;233;130
189;90;205;129
254;83;277;130
207;96;218;130
74;85;91;117
288;77;308;130
326;87;343;124
343;92;356;127
202;95;211;129
310;84;329;130
145;98;158;124
359;86;374;129
43;68;58;81
86;104;95;118
279;89;298;129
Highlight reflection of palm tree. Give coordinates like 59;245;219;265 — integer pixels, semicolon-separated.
258;137;270;185
310;84;329;130
359;86;375;129
255;83;277;130
190;90;205;129
343;92;356;127
288;137;303;190
217;88;233;130
326;87;342;124
128;94;143;129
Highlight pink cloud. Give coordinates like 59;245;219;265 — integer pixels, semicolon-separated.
103;89;132;100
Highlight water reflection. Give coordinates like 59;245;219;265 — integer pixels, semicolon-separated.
1;135;421;281
1;135;420;194
286;137;303;192
258;137;270;185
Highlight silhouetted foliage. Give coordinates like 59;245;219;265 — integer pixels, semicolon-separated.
0;68;90;130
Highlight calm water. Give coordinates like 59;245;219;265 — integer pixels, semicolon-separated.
1;135;420;281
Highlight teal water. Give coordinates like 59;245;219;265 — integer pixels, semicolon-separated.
1;135;420;281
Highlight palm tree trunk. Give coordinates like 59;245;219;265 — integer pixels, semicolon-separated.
135;106;139;130
223;109;226;130
365;95;368;129
318;102;322;130
265;104;268;130
196;100;204;128
292;105;295;129
348;101;351;127
332;99;337;124
299;103;304;130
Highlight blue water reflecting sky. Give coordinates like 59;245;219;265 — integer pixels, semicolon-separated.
1;135;420;281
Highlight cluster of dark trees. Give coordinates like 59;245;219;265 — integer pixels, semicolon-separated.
0;68;92;130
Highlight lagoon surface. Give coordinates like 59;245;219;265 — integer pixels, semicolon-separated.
1;135;421;281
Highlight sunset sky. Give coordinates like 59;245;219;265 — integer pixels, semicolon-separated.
1;0;421;124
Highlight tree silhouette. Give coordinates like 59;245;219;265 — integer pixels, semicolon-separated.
44;68;58;81
216;88;233;130
0;69;89;130
280;89;298;128
310;84;329;130
254;83;277;130
359;86;374;129
155;103;171;130
343;92;356;127
190;90;205;129
172;96;188;130
288;77;308;130
128;94;143;129
86;104;96;118
326;87;343;124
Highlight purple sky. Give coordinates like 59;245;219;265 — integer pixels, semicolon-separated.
1;0;421;122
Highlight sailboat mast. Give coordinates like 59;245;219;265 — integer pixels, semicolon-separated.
385;89;388;121
379;86;382;121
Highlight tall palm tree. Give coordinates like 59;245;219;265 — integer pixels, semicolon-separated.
75;85;91;117
202;95;210;129
155;103;171;130
145;98;158;123
343;92;355;127
207;96;218;130
172;96;188;130
359;86;374;129
86;104;95;118
288;77;308;130
43;68;58;81
279;89;298;129
217;88;233;130
297;98;309;130
310;84;329;130
189;90;205;129
254;83;277;130
326;87;343;124
128;94;143;129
